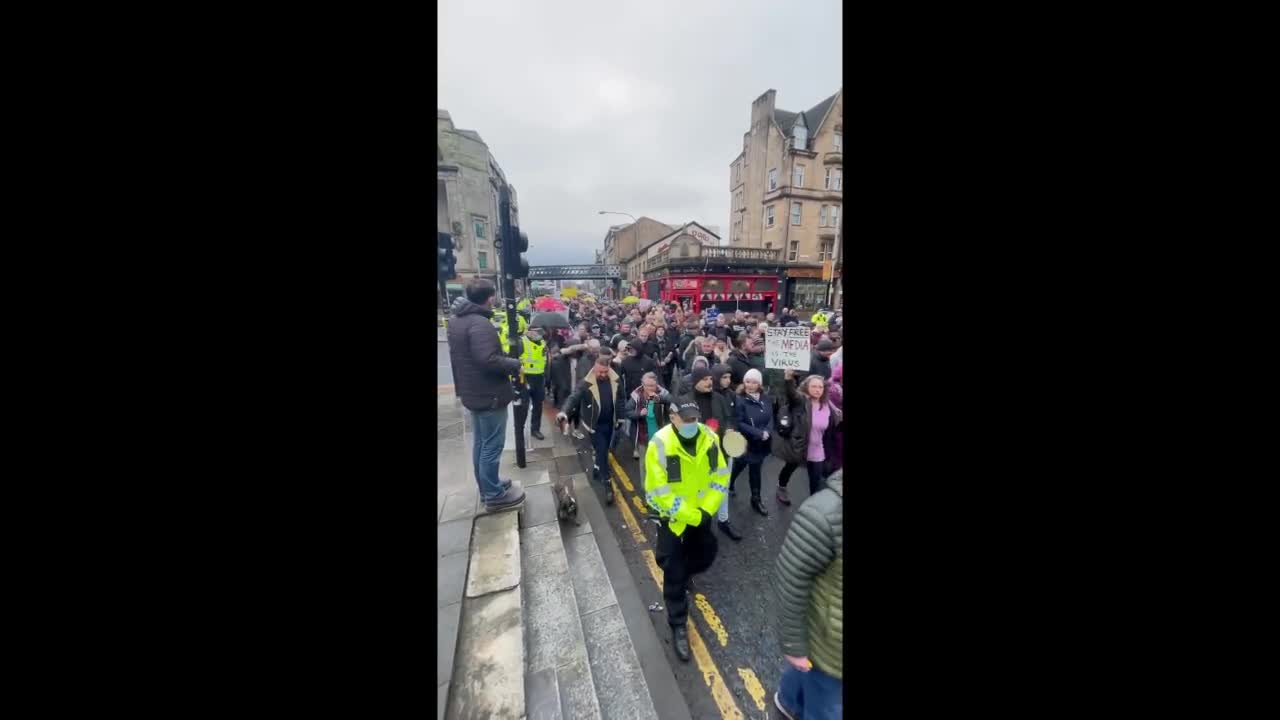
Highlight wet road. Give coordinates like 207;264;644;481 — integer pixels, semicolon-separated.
566;425;829;718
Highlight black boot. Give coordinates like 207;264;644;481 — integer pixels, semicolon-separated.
718;520;743;541
531;429;545;440
672;625;691;662
751;496;770;517
605;483;615;505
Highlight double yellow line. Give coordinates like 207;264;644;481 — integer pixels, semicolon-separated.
607;451;765;718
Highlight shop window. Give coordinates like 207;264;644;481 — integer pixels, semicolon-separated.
729;279;751;294
703;279;723;293
755;278;777;292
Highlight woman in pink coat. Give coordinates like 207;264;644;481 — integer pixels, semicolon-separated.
827;363;844;471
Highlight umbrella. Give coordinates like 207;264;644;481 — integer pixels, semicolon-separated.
530;311;571;329
534;296;567;312
621;296;640;304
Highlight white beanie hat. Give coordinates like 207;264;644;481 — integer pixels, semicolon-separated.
744;368;763;385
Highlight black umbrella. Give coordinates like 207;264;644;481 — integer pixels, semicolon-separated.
530;311;571;329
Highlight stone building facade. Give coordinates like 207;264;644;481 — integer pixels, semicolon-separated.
728;89;843;310
437;109;517;300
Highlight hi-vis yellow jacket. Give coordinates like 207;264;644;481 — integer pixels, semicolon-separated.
495;315;528;352
643;423;729;536
810;311;828;326
520;336;546;375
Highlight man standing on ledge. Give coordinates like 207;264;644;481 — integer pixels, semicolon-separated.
447;278;526;513
643;401;729;662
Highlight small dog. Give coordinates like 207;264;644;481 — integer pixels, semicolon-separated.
554;477;581;525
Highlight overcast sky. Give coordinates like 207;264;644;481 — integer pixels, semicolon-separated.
439;0;842;267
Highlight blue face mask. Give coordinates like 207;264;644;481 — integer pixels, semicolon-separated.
677;423;699;439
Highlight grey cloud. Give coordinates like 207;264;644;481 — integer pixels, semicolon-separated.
440;0;842;266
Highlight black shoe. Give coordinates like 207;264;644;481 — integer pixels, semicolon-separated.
531;430;545;440
718;520;743;541
605;484;615;505
751;496;770;517
672;625;691;662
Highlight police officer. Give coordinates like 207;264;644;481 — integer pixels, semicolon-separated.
643;400;730;662
810;309;828;327
494;312;529;353
520;326;549;439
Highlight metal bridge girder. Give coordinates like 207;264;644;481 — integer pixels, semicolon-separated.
527;264;622;279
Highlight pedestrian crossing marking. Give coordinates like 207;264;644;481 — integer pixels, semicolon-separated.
694;593;729;647
736;668;768;711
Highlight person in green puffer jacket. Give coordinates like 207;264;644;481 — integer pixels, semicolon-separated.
772;469;843;720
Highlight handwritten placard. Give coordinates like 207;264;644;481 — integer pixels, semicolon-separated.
765;327;811;370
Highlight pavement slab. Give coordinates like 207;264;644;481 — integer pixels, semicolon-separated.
467;511;521;598
522;542;590;673
580;604;659;720
447;588;524;720
518;482;558;529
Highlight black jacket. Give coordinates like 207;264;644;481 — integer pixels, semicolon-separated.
447;299;522;411
771;378;843;467
727;350;753;387
618;354;657;397
679;388;735;438
561;369;626;435
809;351;832;380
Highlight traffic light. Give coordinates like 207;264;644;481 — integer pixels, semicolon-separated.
505;228;529;279
437;232;456;279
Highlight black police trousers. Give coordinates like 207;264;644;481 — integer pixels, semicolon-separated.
654;514;718;628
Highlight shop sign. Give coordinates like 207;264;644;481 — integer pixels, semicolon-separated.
671;279;699;290
700;292;769;301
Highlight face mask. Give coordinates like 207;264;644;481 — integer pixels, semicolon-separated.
678;423;699;438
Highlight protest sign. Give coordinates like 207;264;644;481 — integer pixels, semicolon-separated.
765;326;811;370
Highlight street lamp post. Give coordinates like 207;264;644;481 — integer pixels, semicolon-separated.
598;210;637;223
598;211;637;299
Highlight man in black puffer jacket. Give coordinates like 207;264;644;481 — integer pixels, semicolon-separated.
447;279;527;513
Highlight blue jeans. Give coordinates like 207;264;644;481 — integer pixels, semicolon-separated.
470;406;508;502
777;663;842;720
591;422;614;484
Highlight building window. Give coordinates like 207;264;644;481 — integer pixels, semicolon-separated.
768;168;777;191
830;206;839;227
833;169;842;191
834;133;842;152
824;168;833;189
819;240;834;261
766;205;775;228
478;251;488;269
793;164;805;188
765;242;772;249
788;241;799;262
791;202;802;226
679;241;690;257
473;216;488;240
819;206;828;226
730;279;751;294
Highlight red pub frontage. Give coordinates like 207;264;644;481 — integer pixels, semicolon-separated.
648;274;781;315
639;222;786;316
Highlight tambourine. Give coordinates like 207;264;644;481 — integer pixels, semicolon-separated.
721;429;748;458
